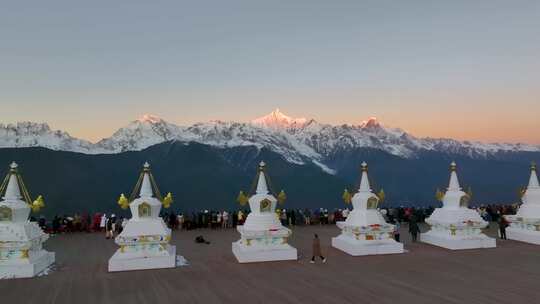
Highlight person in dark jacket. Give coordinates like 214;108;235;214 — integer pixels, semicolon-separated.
310;234;326;263
393;219;401;242
409;218;420;242
498;215;508;240
105;215;116;239
38;216;47;230
52;215;61;234
169;212;177;230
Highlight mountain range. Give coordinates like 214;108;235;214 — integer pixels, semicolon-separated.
1;109;538;172
0;109;538;216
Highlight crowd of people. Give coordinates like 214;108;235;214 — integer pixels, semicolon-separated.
32;213;128;236
159;206;433;231
23;203;518;271
31;204;519;242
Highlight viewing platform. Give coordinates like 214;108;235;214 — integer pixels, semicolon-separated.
1;224;539;304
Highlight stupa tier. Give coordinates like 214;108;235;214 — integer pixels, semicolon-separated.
421;162;496;250
332;162;403;256
232;161;297;263
108;162;176;272
505;162;540;244
0;162;54;279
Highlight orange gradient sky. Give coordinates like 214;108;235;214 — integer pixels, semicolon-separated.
1;1;539;144
2;87;539;144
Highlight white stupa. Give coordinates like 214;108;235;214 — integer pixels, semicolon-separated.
232;161;297;263
0;162;54;279
108;162;176;272
421;162;496;250
506;162;540;244
332;162;403;256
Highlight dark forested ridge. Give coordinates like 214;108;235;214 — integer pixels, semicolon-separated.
0;142;346;217
0;141;537;217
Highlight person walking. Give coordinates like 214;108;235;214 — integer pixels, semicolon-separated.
310;234;326;263
409;218;420;242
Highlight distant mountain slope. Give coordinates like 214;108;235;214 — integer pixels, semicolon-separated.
0;142;537;217
0;142;346;217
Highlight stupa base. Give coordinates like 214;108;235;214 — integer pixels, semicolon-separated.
232;241;297;263
332;235;403;256
0;250;55;279
507;228;540;245
108;245;176;272
421;232;496;250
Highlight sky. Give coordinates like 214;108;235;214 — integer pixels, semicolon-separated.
0;0;539;143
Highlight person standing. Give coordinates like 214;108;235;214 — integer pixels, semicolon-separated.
104;214;116;239
100;213;107;232
498;215;508;240
38;215;47;230
73;213;82;232
221;211;229;229
177;213;184;230
409;218;420;242
105;216;114;239
290;209;296;226
342;208;349;221
232;211;238;228
310;234;326;263
237;210;244;225
280;209;288;226
393;220;401;242
216;211;222;229
52;215;60;234
110;214;117;235
168;212;177;230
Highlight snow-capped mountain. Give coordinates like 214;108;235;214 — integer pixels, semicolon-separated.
180;120;336;173
289;118;422;158
0;122;103;154
96;114;184;153
251;108;308;130
1;110;539;174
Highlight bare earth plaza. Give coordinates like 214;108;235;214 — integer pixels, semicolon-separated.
1;225;540;304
